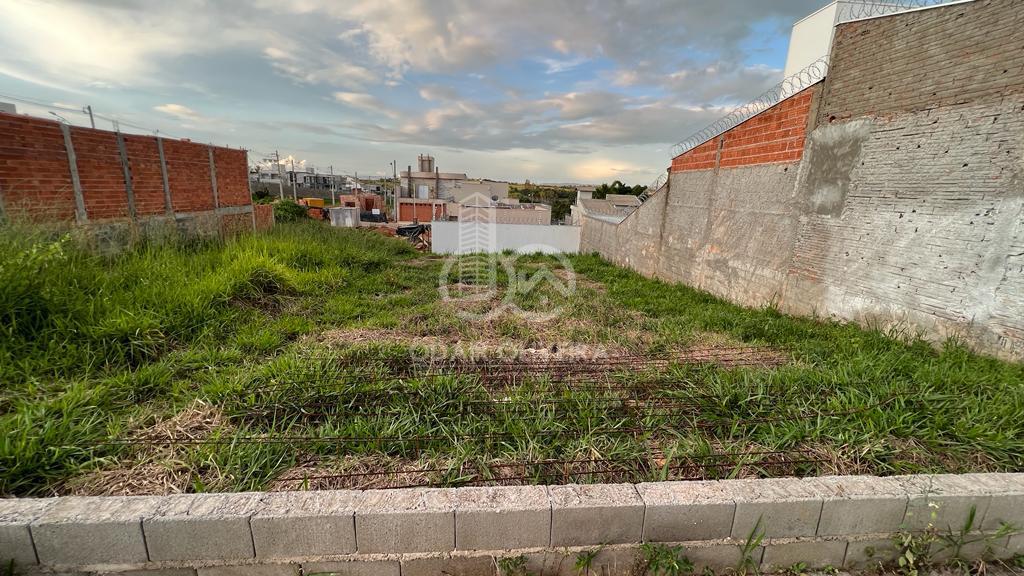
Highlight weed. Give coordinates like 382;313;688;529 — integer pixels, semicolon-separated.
640;543;694;576
736;517;766;575
575;547;602;575
2;222;1023;496
497;554;531;576
784;562;807;576
273;200;308;223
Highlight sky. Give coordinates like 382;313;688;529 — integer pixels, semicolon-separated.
0;0;826;184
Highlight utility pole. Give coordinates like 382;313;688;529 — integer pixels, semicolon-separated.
391;160;397;216
289;157;297;200
83;105;95;129
274;150;283;199
329;165;335;205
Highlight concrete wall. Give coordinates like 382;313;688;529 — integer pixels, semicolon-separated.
433;221;581;255
0;112;261;243
582;0;1024;361
3;473;1022;575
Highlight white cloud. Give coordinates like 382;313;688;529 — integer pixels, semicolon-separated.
333;91;398;118
154;103;202;121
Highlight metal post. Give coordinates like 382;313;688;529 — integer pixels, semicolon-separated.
84;105;95;129
156;136;172;215
60;124;87;223
208;146;219;209
116;131;137;220
275;150;284;199
329;164;335;205
290;158;296;200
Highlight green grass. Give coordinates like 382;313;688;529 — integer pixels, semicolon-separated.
1;220;1021;496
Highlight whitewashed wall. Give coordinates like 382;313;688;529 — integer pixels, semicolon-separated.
431;221;581;254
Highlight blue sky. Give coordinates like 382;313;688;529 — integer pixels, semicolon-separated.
0;0;824;184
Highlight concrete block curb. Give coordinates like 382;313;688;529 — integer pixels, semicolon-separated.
638;480;735;542
354;488;455;554
0;497;53;565
252;491;358;559
896;474;995;532
762;539;847;570
725;478;824;539
4;472;1024;574
454;485;551;550
549;484;644;546
811;476;908;536
144;493;261;562
301;559;401;576
401;554;497;576
32;496;160;566
196;564;299;576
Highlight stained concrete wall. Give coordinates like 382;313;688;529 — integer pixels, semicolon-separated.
3;473;1022;575
581;0;1024;361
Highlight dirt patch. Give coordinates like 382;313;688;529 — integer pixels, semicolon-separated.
61;400;231;496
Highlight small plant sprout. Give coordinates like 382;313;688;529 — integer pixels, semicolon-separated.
641;542;694;576
574;547;602;576
737;516;766;576
497;555;531;576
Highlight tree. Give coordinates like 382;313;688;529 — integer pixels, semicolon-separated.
593;180;646;199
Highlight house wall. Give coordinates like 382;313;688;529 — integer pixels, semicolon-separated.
0;112;266;243
433;221;580;254
581;0;1024;360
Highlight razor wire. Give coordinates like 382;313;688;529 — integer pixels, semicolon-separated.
669;0;966;158
670;57;829;158
835;0;966;22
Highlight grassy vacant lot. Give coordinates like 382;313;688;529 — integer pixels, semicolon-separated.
1;222;1022;497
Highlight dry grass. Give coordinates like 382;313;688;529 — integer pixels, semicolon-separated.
61;400;231;496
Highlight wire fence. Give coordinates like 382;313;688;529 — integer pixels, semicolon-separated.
669;0;967;159
669;57;830;158
836;0;966;22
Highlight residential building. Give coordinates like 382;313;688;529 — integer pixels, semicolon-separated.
571;193;641;225
396;154;515;222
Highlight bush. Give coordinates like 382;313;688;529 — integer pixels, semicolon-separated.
274;199;307;223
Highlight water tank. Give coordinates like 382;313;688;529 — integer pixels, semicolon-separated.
418;154;435;173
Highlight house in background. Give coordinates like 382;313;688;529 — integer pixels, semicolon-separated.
571;190;640;225
396;154;515;222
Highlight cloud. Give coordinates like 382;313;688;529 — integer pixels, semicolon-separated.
418;84;460;102
333;91;398;118
0;0;829;182
539;55;589;75
154;103;202;121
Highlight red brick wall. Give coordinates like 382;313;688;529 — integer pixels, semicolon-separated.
0;111;255;227
671;83;820;173
123;135;167;216
69;127;130;219
162;139;215;213
670;139;718;172
253;204;274;231
214;147;250;207
0;113;76;220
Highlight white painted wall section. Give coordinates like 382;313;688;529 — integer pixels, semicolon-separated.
432;221;581;254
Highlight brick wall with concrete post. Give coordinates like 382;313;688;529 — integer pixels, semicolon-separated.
2;473;1023;575
0;111;269;245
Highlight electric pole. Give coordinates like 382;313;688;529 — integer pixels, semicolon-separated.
290;157;297;200
275;150;283;199
329;165;335;205
83;105;95;129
